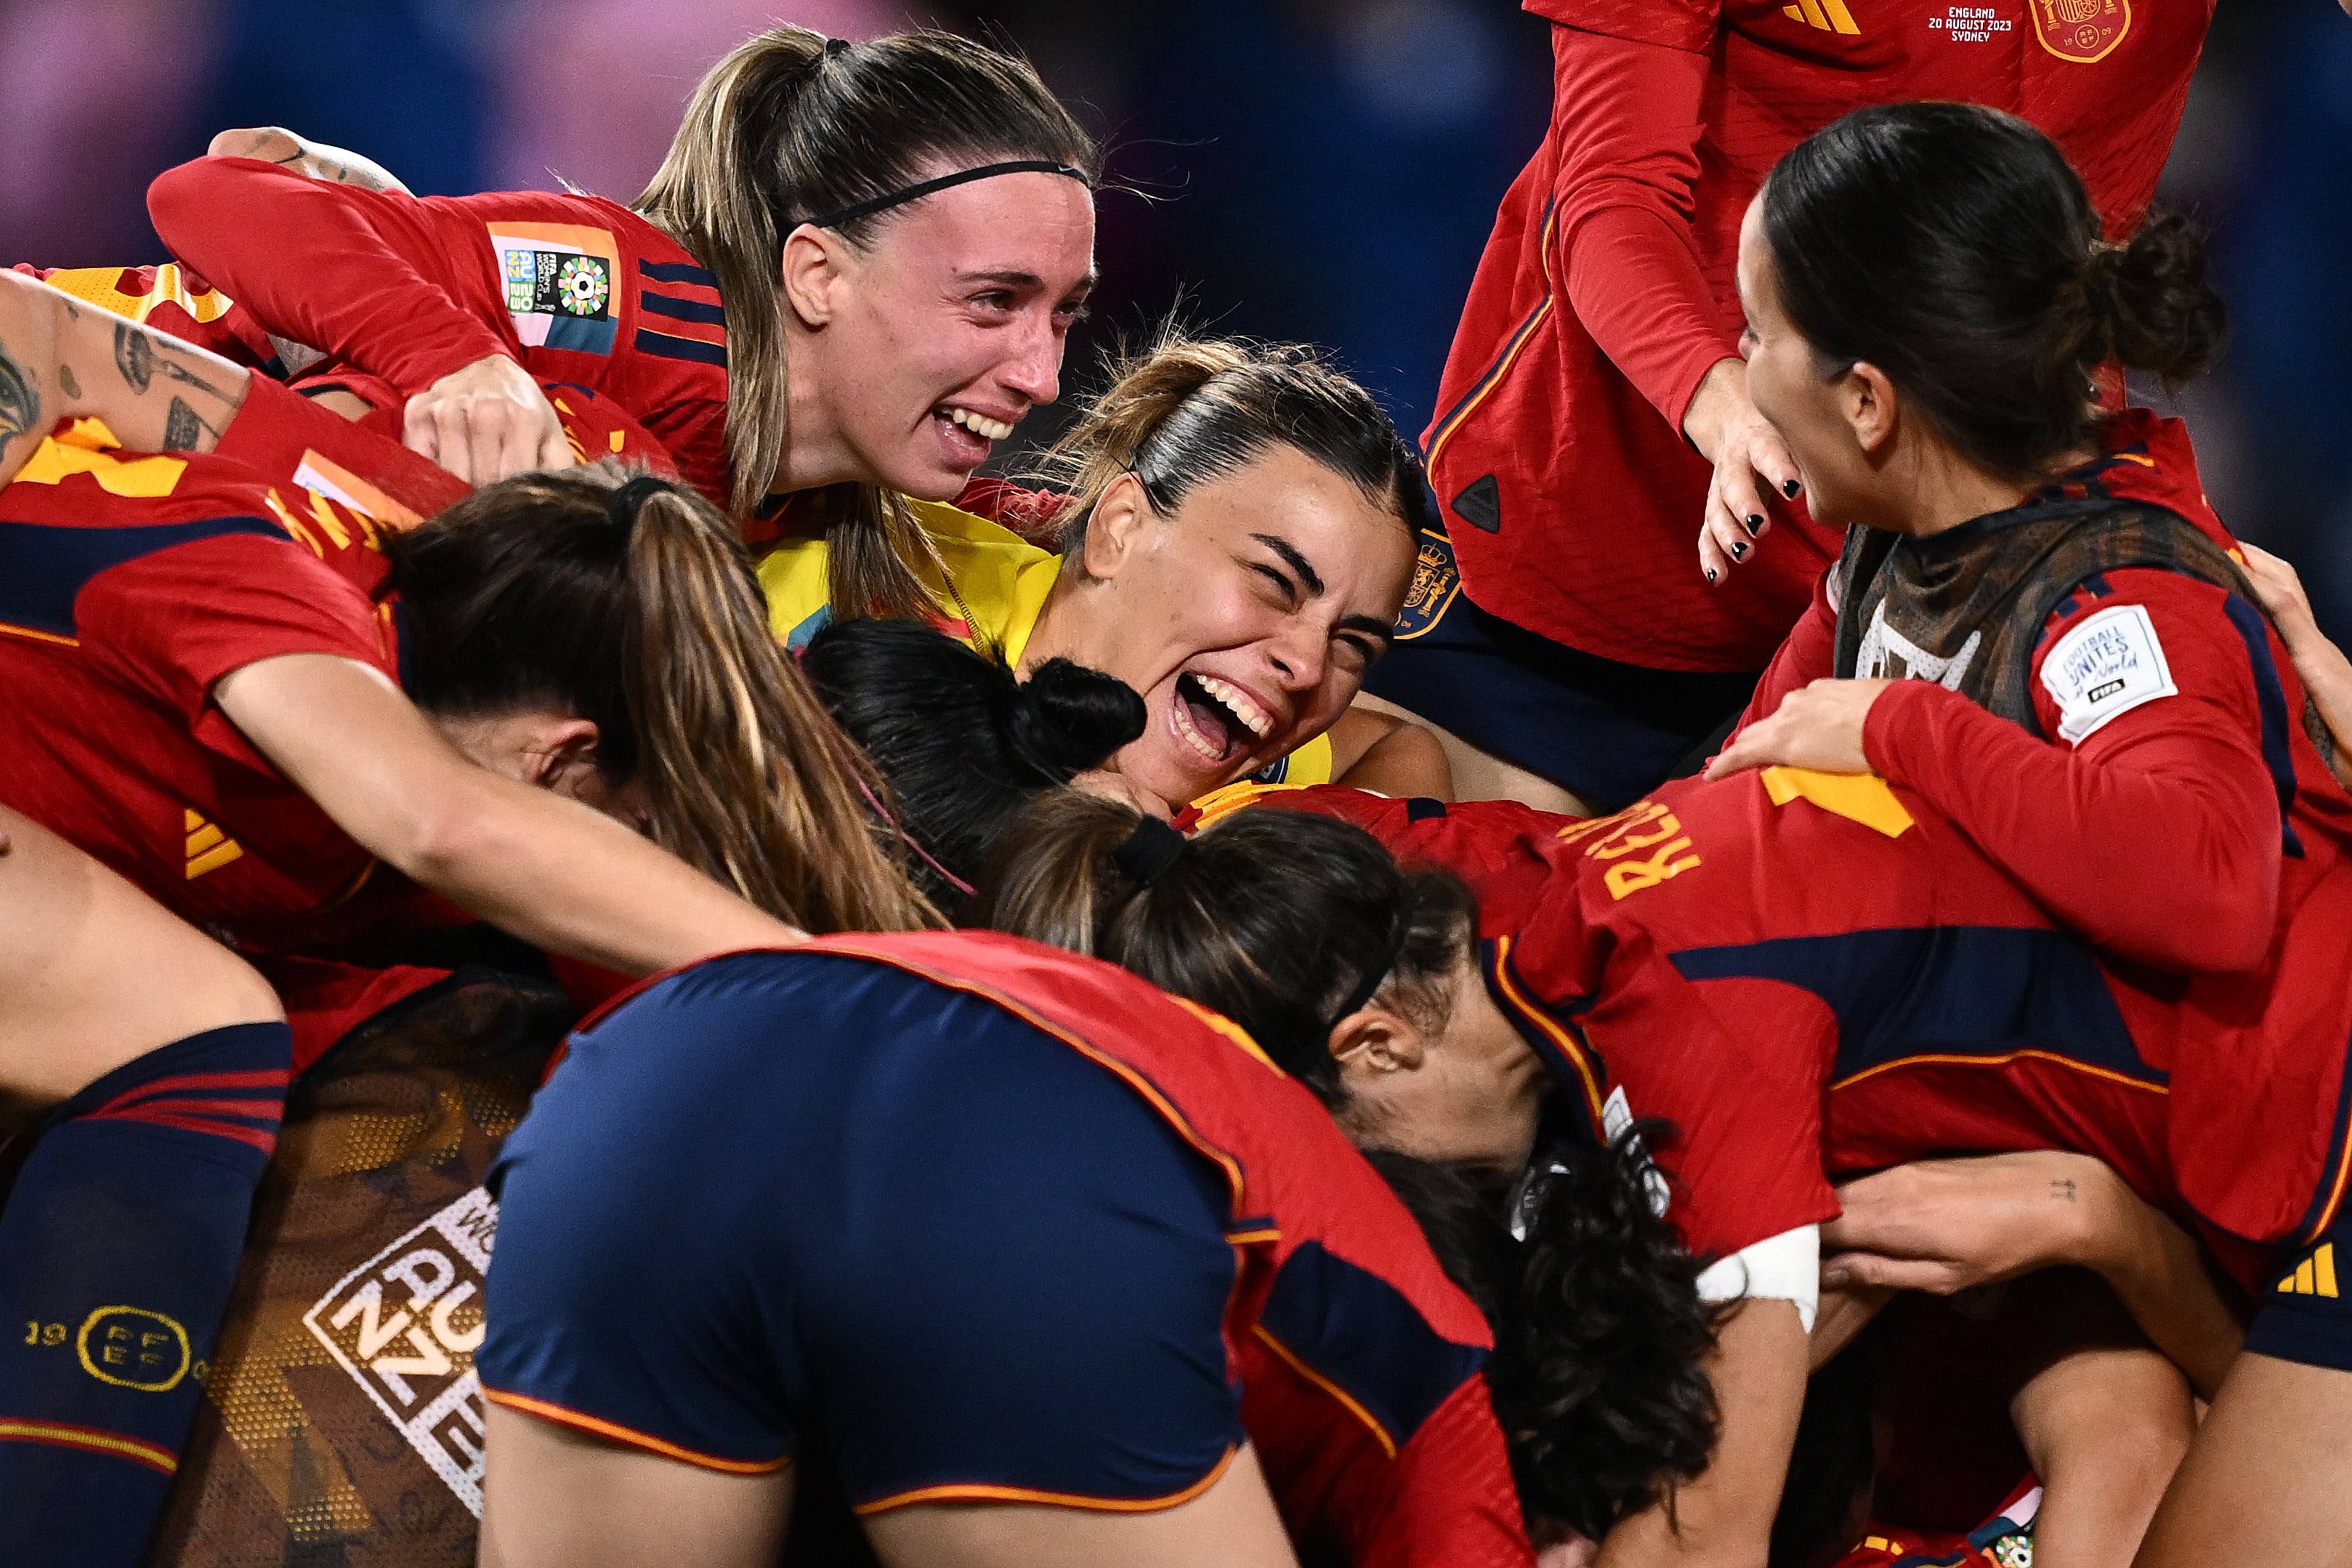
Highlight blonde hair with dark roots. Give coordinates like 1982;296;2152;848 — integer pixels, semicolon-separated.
635;25;1099;621
384;461;939;935
1027;327;1434;555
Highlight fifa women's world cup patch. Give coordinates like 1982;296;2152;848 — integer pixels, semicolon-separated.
2037;603;2177;744
487;222;619;355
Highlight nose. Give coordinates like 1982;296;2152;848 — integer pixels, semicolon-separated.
1262;619;1329;695
998;316;1064;408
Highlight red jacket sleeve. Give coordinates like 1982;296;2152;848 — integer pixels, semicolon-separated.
148;157;515;396
1863;570;2282;974
1549;25;1739;432
1354;1376;1534;1568
1732;568;1839;733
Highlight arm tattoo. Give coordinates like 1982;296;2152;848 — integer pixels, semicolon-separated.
2051;1179;2077;1202
113;320;228;399
113;320;152;391
0;344;42;443
57;363;78;399
162;396;223;450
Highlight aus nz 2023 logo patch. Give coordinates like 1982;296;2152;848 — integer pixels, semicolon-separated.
487;221;620;355
304;1187;498;1515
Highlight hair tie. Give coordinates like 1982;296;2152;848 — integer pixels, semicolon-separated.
823;36;851;60
607;474;676;528
1112;814;1187;887
804;160;1094;231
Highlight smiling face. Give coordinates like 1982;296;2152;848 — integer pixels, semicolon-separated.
1043;446;1415;811
779;168;1096;499
1737;192;1903;532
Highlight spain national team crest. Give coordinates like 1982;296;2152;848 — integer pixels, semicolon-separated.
1394;528;1462;641
2030;0;2128;62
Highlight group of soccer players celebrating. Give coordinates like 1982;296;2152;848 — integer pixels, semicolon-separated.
4;6;2352;1567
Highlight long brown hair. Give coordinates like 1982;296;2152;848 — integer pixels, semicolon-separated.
636;25;1098;620
383;461;939;934
1029;328;1436;554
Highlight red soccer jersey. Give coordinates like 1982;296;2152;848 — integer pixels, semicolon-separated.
0;427;417;954
1258;778;2352;1283
1424;1;2211;672
1741;412;2352;986
147;159;731;507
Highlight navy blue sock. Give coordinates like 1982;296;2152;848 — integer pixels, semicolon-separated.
0;1021;290;1566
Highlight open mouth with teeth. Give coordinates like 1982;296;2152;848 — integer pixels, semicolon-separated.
1170;671;1277;769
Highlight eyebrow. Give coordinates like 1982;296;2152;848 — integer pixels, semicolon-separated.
956;267;1099;296
1251;533;1325;597
1338;614;1397;648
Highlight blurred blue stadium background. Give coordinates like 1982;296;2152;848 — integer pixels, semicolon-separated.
2;0;2343;631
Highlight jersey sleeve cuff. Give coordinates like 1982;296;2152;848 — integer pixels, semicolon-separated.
480;1386;793;1475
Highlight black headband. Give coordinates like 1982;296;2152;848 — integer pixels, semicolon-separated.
607;474;676;527
1112;814;1187;887
1325;911;1410;1036
803;160;1094;231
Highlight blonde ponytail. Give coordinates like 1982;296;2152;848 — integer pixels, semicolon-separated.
636;26;1099;621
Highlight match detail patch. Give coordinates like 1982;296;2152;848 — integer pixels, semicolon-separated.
486;223;619;355
2040;602;2177;744
304;1187;498;1515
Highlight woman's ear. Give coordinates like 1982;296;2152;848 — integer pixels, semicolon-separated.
778;224;850;329
525;717;607;799
1327;1003;1429;1088
1840;360;1900;456
1079;470;1152;581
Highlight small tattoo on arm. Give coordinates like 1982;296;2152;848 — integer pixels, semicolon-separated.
57;363;78;398
114;321;152;391
0;344;42;443
113;320;227;399
162;395;223;450
2051;1179;2077;1202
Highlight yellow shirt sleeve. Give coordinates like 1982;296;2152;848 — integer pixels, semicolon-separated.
756;498;1060;656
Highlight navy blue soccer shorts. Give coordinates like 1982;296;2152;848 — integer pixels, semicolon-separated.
1362;525;1761;811
477;950;1245;1512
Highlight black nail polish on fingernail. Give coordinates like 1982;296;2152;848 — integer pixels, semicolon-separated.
1744;514;1763;536
1782;479;1801;498
1705;567;1718;583
1730;541;1747;559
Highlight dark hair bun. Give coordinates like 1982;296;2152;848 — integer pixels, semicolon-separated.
2093;209;2226;385
1005;658;1146;782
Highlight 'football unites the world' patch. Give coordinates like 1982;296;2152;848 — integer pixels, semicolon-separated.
486;222;621;355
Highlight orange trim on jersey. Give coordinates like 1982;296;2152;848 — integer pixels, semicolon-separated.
1829;1048;2170;1096
1250;1323;1398;1458
1423;205;1559;472
0;1418;177;1474
1489;935;1608;1126
0;619;80;648
1226;1226;1282;1247
2305;1130;2352;1241
480;1387;792;1475
854;1444;1237;1516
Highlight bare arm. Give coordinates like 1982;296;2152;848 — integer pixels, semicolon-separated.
206;126;411;195
2008;1274;2196;1568
1598;1299;1808;1568
1821;1152;2244;1399
0;268;249;483
213;654;797;974
2238;541;2352;790
1328;703;1456;799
